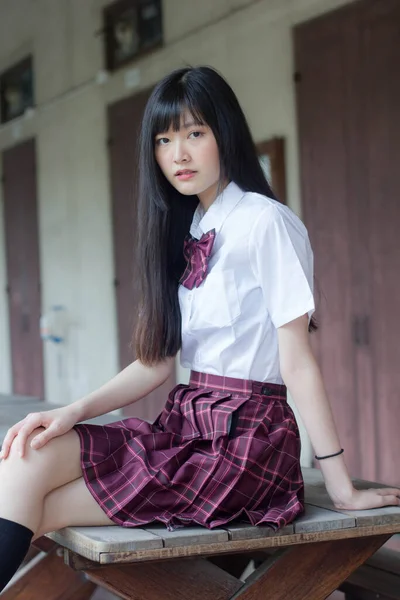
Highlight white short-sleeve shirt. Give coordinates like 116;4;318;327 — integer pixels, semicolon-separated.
179;181;315;384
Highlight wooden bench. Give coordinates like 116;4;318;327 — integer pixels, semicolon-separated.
32;468;399;600
339;546;400;599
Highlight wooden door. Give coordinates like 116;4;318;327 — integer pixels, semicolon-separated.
2;139;44;398
294;0;400;484
294;3;365;478
108;90;176;420
360;0;400;486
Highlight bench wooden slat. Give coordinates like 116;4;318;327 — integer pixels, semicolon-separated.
294;503;355;533
142;523;229;547
222;504;355;542
221;522;294;541
49;525;163;562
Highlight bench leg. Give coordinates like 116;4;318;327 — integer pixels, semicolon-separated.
1;547;96;600
85;558;243;600
229;534;391;600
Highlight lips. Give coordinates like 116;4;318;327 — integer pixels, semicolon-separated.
175;170;196;176
175;170;197;181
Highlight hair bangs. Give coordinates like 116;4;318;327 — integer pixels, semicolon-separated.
150;85;207;140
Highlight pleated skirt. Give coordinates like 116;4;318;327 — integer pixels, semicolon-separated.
74;371;304;531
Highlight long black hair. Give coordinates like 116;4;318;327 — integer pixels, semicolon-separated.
134;66;316;365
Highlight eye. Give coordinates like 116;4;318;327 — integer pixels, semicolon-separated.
155;137;169;146
189;131;204;139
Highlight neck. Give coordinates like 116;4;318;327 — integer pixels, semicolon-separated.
198;180;229;211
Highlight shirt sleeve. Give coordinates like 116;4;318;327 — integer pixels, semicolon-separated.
249;205;315;328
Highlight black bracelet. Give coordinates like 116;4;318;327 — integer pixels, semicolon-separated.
315;448;344;461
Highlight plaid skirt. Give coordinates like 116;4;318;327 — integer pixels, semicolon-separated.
74;371;304;531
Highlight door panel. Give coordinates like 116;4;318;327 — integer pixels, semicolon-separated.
361;0;400;485
294;7;362;477
3;139;44;398
294;0;400;483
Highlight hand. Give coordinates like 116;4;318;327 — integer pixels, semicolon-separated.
331;486;400;510
0;406;79;459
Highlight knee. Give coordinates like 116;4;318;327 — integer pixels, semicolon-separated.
1;428;81;495
2;427;50;477
0;428;51;494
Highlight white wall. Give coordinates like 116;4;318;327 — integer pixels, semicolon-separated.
0;0;352;463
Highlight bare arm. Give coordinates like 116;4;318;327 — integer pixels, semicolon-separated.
71;357;175;422
0;357;175;458
277;315;400;509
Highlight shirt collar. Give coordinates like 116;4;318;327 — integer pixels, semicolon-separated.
190;181;245;239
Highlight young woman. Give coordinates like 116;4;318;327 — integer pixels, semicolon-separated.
0;66;399;590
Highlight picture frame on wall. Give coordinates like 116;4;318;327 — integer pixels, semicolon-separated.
0;56;34;124
257;137;287;204
103;0;163;72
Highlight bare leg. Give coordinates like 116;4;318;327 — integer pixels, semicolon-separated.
0;428;82;533
35;477;114;539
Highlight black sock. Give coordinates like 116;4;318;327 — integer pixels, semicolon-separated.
0;517;34;591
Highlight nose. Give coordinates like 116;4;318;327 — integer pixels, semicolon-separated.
173;140;190;164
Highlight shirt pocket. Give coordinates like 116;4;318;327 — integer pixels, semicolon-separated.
190;269;241;329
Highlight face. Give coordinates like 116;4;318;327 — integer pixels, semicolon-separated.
154;110;222;209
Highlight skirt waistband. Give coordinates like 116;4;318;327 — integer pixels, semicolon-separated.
189;371;287;399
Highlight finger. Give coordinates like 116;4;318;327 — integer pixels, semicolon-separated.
17;415;43;458
376;488;400;497
0;424;22;460
0;431;15;460
373;493;400;508
382;495;400;507
30;422;61;450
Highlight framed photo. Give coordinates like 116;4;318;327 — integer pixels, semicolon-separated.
0;56;34;124
103;0;163;72
257;137;287;204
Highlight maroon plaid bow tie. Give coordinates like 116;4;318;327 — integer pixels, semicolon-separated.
179;229;216;289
